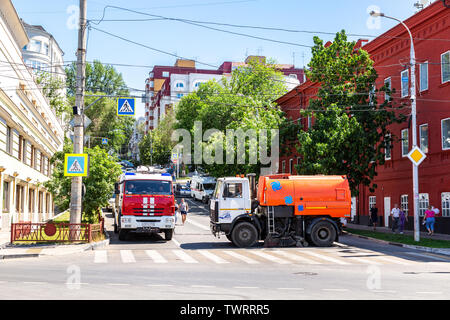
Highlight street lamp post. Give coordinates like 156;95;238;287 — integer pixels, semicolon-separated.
370;11;420;242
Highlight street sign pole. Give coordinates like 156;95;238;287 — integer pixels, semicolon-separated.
70;0;87;230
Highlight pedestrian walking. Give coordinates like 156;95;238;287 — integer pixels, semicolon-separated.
391;204;400;233
424;205;436;236
370;206;378;231
179;198;189;225
398;209;408;234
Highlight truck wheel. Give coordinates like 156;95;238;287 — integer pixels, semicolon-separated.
118;229;128;241
164;229;173;240
308;220;336;247
231;222;258;248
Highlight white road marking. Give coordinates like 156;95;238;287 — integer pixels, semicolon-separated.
147;284;173;287
302;251;350;265
120;250;136;263
198;250;229;264
94;250;108;263
348;256;382;265
249;251;291;264
371;255;411;266
23;282;47;285
277;288;305;291
271;250;320;264
173;250;199;264
171;238;181;248
108;283;129;286
191;285;216;288
145;250;168;263
222;250;260;264
322;288;349;292
234;286;259;289
186;218;210;231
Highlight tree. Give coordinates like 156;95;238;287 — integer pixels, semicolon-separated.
36;71;70;116
140;108;176;165
45;142;123;222
296;30;406;194
174;57;291;177
65;60;128;96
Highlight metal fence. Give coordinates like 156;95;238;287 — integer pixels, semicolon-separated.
10;220;104;243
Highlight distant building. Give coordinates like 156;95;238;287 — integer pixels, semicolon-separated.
0;1;64;230
128;117;145;163
144;56;304;133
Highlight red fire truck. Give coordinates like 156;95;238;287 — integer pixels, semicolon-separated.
114;172;176;241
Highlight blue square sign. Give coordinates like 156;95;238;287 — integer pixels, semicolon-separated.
117;98;135;116
102;138;108;145
64;154;89;177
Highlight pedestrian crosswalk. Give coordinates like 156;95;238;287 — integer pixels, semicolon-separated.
92;247;447;266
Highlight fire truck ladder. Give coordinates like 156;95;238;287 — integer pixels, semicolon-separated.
267;206;276;235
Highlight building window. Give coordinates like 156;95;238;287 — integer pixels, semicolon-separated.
420;62;428;92
5;126;12;155
401;194;409;215
307;116;312;129
162;71;169;77
282;160;286;173
2;181;9;212
441;51;450;84
401;129;409;157
442;118;450;150
176;93;184;99
384;77;391;101
419;124;428;153
442;192;450;217
194;81;205;88
289;159;293;174
385;133;392;160
369;196;376;212
419;193;429;217
28;39;41;53
44;43;49;56
289;74;298;79
401;69;409;98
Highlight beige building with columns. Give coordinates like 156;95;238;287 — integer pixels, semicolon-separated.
0;0;64;230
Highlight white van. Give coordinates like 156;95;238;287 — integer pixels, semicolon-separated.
190;176;216;203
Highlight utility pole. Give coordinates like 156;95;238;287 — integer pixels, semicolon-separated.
70;0;87;231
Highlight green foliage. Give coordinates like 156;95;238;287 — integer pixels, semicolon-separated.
174;57;289;177
44;142;122;221
35;71;70;116
140;108;176;165
296;30;406;195
65;60;129;96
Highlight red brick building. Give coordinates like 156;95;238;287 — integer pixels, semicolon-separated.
276;1;450;233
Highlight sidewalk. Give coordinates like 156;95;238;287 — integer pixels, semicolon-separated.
0;228;109;260
345;222;450;256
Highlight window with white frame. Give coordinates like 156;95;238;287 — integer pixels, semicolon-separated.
401;129;409;156
384;77;391;101
419;193;429;217
420;62;428;91
442;118;450;150
162;71;169;77
442;192;450;217
401;194;409;215
175;82;184;88
289;159;293;174
401;69;409;98
441;51;450;84
307;116;312;129
369;196;376;211
419;124;428;153
385;133;392;160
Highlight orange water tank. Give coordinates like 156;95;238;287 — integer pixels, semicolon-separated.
257;175;351;218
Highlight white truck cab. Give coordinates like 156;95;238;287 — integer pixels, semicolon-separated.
210;177;252;237
190;175;216;203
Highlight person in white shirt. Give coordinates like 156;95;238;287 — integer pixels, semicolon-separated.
391;204;400;233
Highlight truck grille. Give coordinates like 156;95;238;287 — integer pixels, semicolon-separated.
133;208;164;215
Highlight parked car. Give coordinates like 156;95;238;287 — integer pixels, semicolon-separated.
179;184;191;197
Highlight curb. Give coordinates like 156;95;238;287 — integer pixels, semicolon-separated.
343;231;450;257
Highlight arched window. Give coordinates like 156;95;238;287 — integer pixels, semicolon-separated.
175;82;184;88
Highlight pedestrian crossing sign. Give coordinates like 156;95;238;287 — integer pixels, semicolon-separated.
117;98;135;116
64;153;89;177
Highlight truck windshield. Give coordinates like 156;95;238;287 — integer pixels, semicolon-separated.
125;180;172;195
203;183;216;191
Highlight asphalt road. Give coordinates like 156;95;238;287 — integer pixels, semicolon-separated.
0;196;449;300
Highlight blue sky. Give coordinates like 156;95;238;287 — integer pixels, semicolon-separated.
12;0;421;118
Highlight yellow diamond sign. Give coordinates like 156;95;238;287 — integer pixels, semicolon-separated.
407;146;426;166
